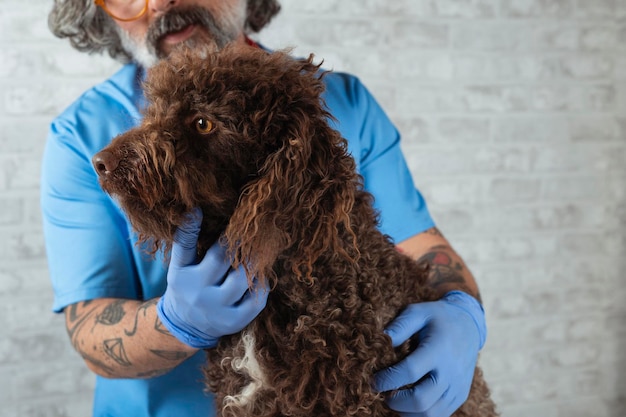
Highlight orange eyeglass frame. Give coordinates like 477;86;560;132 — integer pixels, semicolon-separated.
93;0;148;22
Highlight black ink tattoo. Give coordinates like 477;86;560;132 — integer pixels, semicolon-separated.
103;338;132;367
155;316;175;337
150;349;193;361
124;299;158;336
424;227;443;237
65;303;116;375
96;300;126;326
137;368;175;378
418;245;482;302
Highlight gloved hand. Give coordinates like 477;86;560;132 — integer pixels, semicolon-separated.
374;291;486;417
156;209;269;349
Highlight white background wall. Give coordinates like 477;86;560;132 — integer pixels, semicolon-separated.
1;0;625;416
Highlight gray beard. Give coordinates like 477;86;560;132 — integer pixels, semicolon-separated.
117;27;159;69
117;4;245;68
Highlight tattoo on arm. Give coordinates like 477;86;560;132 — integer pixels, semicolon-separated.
96;300;127;325
66;299;191;377
418;246;465;287
66;302;116;375
424;227;444;237
124;299;157;337
417;245;482;302
103;338;132;366
66;300;138;372
136;368;176;378
150;349;194;361
154;316;175;337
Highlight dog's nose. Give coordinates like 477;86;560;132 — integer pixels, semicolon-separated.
92;150;119;177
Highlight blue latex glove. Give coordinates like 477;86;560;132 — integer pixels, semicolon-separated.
156;209;269;349
374;291;486;417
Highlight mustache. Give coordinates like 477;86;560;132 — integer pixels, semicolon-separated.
146;6;233;57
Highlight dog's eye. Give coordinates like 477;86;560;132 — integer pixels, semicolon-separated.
194;117;214;134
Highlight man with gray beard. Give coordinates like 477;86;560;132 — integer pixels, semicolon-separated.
41;1;487;416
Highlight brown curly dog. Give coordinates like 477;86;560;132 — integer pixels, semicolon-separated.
92;44;498;417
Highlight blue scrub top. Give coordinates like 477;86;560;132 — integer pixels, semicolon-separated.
41;58;434;417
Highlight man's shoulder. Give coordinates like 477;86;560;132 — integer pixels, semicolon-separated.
54;64;144;129
320;69;363;103
48;64;144;156
318;69;384;123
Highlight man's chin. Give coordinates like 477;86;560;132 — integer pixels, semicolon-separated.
116;27;159;69
157;29;228;59
119;27;240;69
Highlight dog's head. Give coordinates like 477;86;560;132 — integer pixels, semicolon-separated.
93;45;359;283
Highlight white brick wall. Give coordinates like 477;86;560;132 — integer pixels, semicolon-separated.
1;0;624;415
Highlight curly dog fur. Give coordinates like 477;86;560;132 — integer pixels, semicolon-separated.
93;44;498;417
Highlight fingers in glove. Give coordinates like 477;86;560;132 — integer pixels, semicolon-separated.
393;390;458;417
193;240;233;286
240;276;270;302
384;303;434;347
216;265;256;305
171;208;203;266
232;282;269;317
384;374;448;414
374;343;438;393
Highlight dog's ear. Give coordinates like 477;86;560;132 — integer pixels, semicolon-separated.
227;128;360;288
224;58;361;286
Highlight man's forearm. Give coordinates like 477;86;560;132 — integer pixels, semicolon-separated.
65;298;197;379
417;243;482;302
397;227;482;302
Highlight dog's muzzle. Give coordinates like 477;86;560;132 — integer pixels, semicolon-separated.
92;150;119;177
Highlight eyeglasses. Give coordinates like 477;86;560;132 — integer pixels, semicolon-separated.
94;0;149;22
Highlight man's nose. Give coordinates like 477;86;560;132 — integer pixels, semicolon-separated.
149;0;181;14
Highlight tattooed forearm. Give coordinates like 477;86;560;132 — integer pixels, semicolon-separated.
125;298;157;336
418;245;482;302
66;301;100;351
66;301;118;375
155;316;175;337
418;245;465;286
64;298;197;379
136;368;176;378
104;338;132;366
150;349;195;361
424;227;444;237
96;300;127;325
